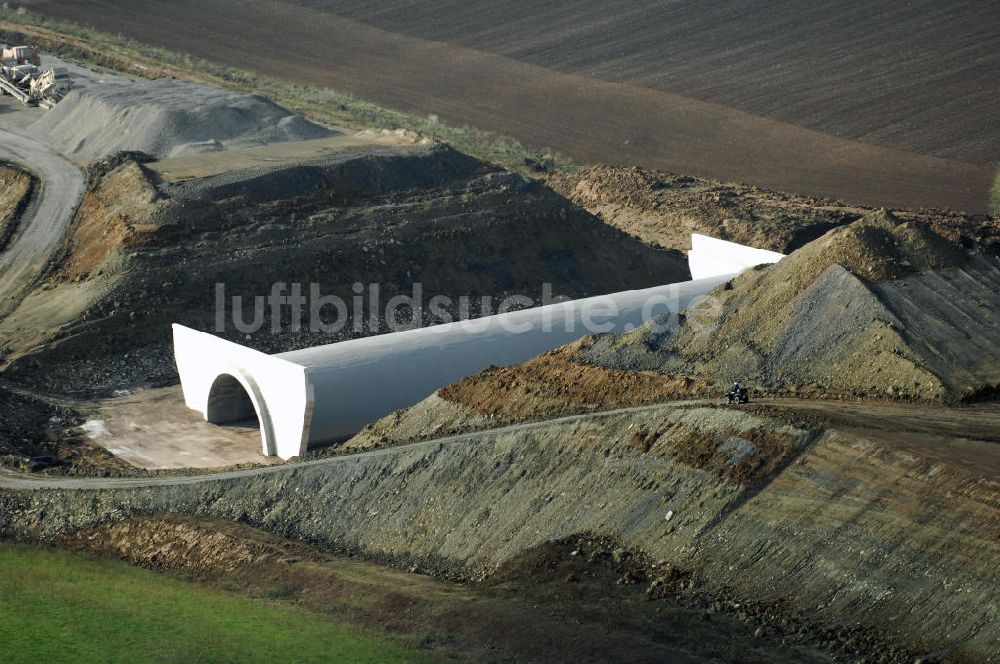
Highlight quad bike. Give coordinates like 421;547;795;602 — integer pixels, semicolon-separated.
726;386;750;404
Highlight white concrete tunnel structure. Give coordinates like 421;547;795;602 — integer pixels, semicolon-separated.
174;234;783;459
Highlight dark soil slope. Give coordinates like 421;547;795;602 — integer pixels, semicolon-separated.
0;165;34;252
1;145;688;395
584;210;1000;401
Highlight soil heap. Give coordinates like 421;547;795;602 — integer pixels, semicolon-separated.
583;210;1000;401
548;165;999;256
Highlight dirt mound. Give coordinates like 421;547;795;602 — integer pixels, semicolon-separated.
439;340;711;421
548;166;862;253
30;79;333;160
584;210;1000;401
61;516;308;574
548;165;1000;256
342;341;712;453
0;165;34;252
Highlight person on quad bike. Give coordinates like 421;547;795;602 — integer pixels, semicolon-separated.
726;381;750;404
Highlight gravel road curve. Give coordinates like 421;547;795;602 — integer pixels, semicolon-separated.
0;127;84;315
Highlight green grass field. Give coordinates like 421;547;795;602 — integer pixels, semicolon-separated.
0;542;433;663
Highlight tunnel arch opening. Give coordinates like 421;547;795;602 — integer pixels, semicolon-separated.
204;371;275;456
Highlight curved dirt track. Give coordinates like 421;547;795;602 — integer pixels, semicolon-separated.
0;127;84;315
28;0;995;212
2;397;996;491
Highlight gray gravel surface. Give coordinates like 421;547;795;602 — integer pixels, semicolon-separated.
31;79;333;159
0;127;84;315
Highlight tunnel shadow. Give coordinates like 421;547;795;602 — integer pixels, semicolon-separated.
206;373;261;431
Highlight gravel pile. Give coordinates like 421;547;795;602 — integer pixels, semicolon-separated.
31;79;332;159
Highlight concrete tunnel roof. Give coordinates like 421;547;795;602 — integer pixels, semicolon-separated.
174;234;784;459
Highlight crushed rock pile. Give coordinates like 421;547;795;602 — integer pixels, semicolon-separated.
583;210;1000;401
31;79;333;159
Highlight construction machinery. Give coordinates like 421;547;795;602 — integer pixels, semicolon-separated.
0;44;70;108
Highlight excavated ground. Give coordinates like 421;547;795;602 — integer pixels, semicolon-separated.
31;79;335;160
0;39;995;662
344;339;711;453
0;144;687;399
548;165;1000;255
0;164;34;252
583;210;1000;401
3;404;996;660
349;209;1000;461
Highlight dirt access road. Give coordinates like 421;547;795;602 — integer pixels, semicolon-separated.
27;0;995;212
0;126;83;316
3;397;997;490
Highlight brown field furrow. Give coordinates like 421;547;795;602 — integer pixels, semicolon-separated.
285;0;1000;164
28;0;995;212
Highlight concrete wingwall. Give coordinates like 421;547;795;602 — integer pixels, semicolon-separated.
172;325;313;458
688;233;786;280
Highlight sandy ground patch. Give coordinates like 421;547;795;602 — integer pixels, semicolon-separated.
147;130;422;182
82;385;281;470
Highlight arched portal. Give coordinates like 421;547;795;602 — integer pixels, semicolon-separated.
204;371;276;456
206;374;258;424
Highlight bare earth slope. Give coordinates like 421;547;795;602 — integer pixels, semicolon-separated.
27;0;994;212
3;403;998;660
0;164;33;251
